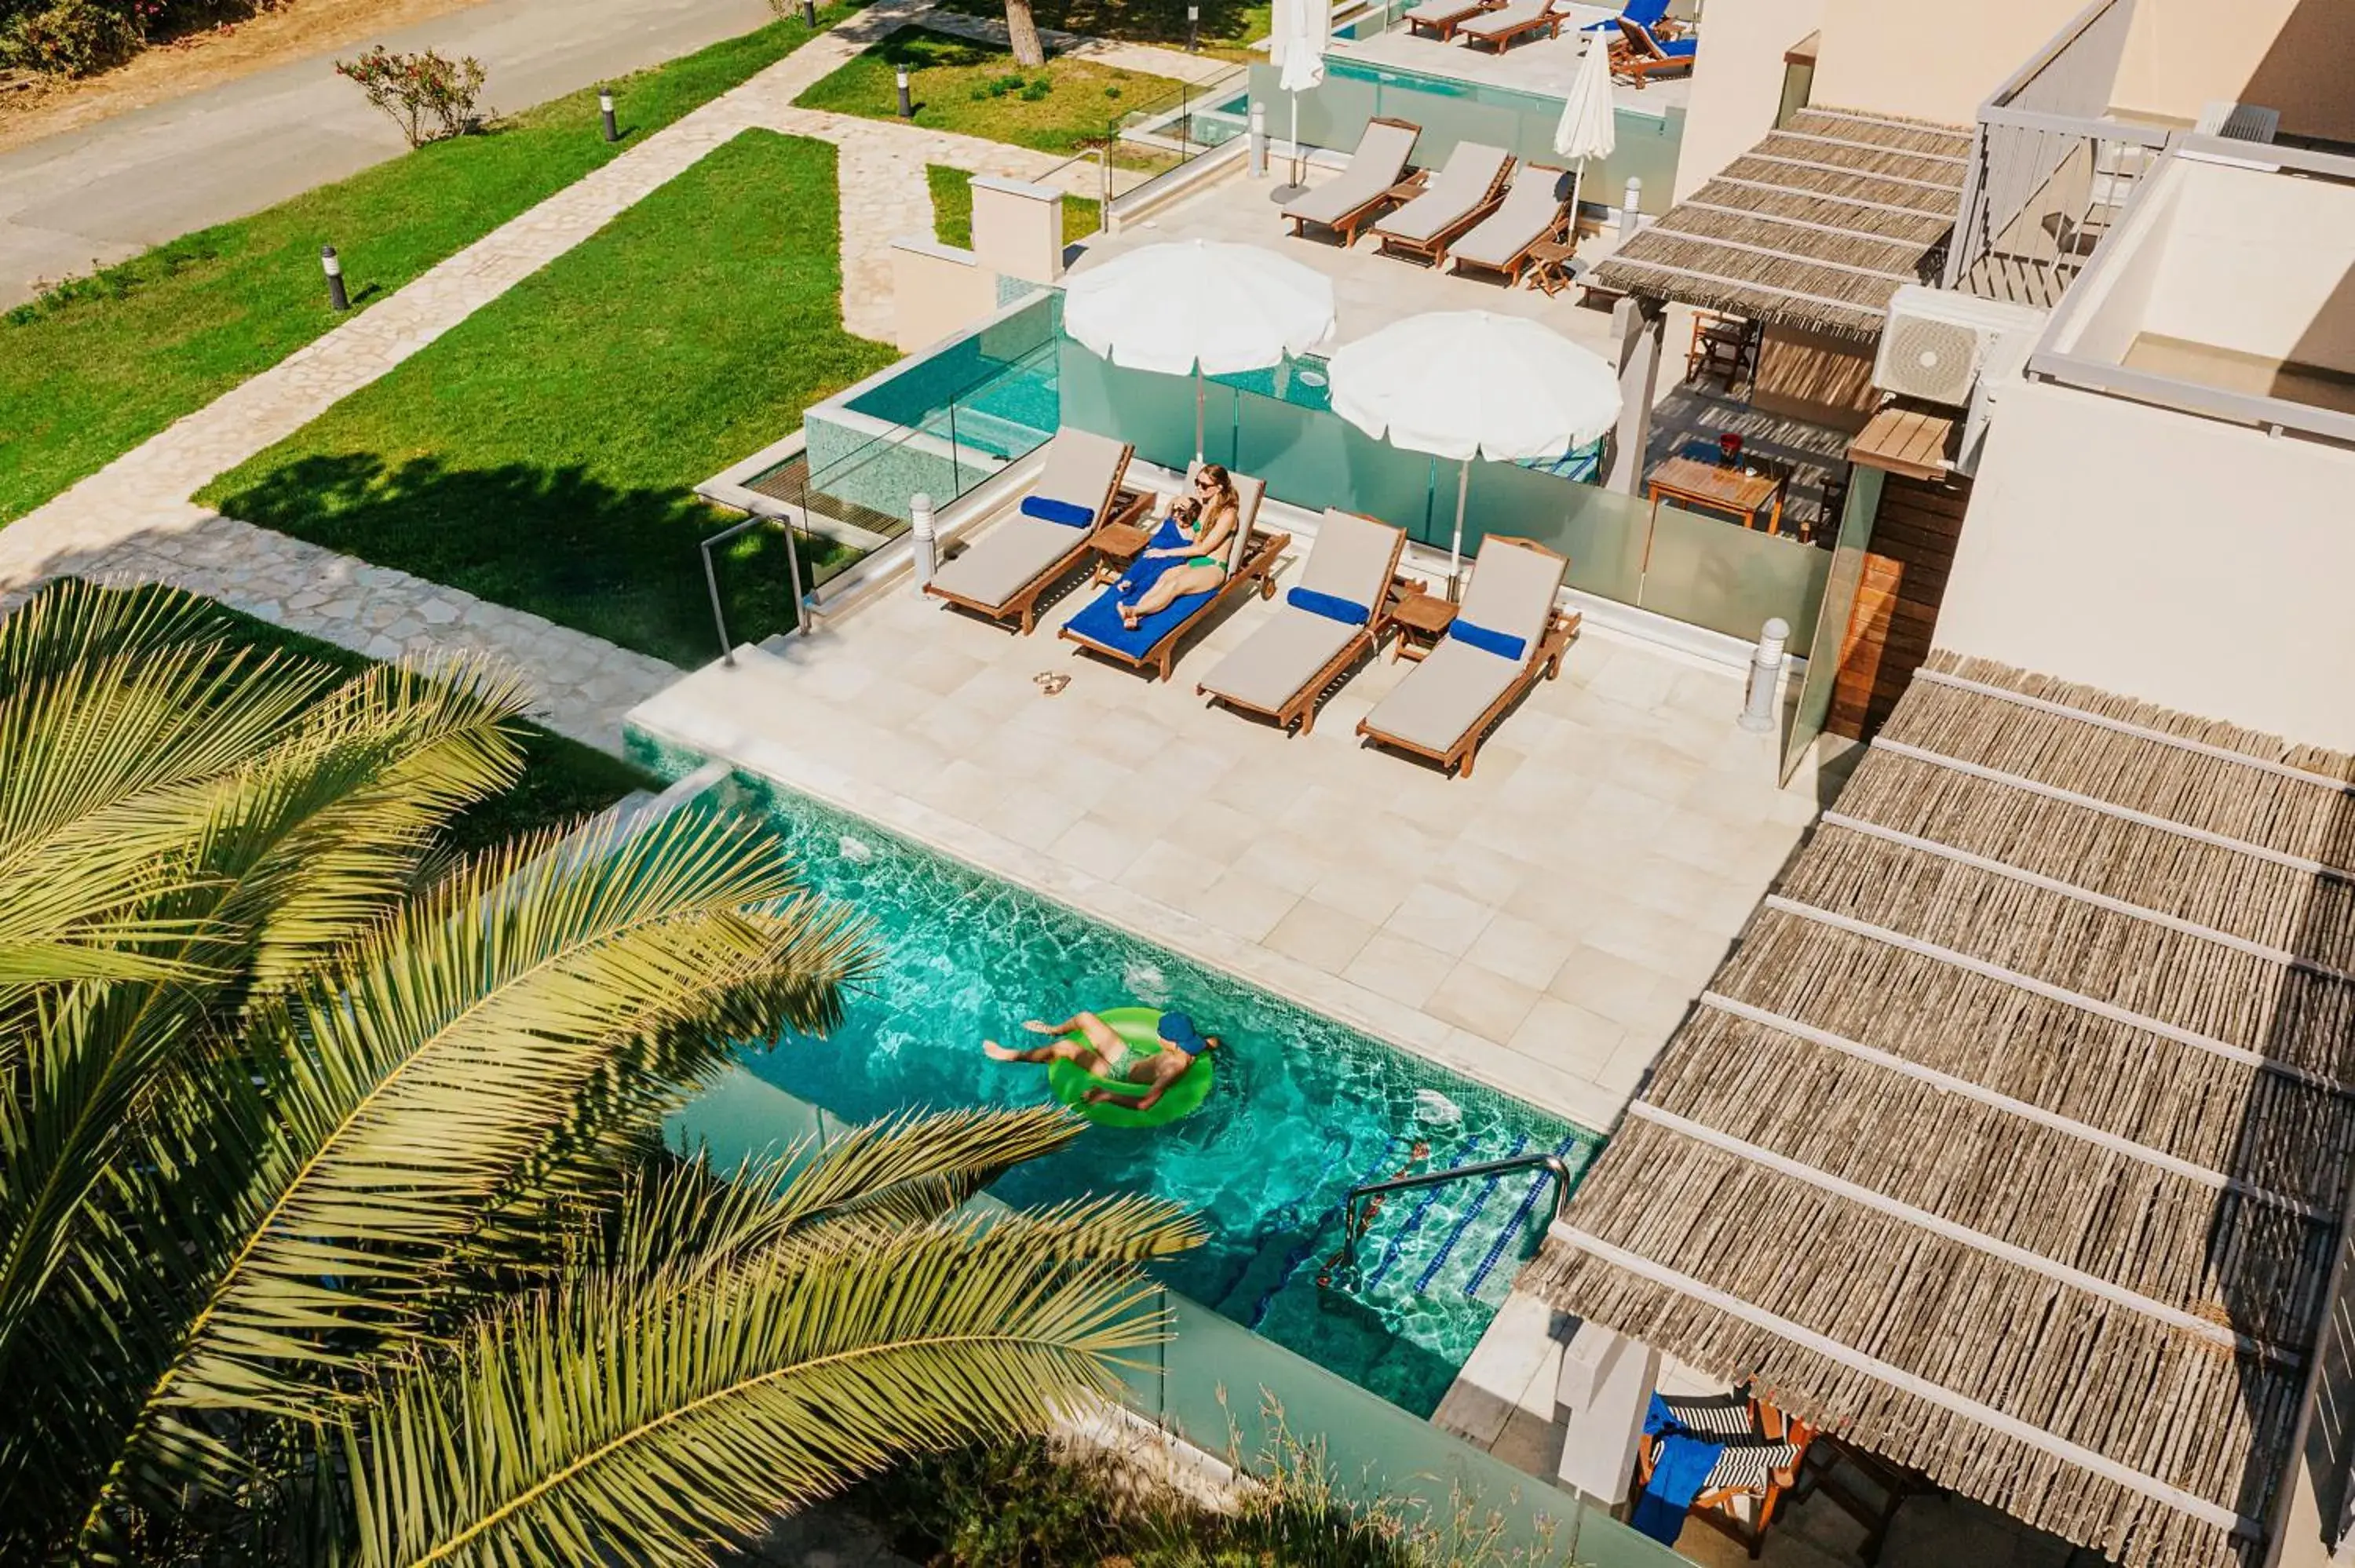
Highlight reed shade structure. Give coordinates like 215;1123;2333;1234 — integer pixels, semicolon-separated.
1528;650;2355;1568
1590;108;1971;337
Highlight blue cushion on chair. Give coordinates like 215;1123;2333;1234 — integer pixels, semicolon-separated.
1448;618;1526;662
1287;586;1371;626
1021;494;1097;527
1657;35;1697;57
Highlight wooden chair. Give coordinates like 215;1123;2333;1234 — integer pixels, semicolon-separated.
1686;312;1754;388
1634;1391;1813;1559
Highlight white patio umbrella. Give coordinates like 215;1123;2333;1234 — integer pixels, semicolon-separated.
1328;310;1620;593
1274;0;1328;195
1062;239;1336;461
1553;31;1616;217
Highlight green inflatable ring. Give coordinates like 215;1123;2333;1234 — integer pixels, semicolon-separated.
1046;1006;1215;1129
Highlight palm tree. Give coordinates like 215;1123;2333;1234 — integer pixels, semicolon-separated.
0;580;1198;1566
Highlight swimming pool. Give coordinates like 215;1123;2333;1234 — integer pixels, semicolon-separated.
663;768;1601;1417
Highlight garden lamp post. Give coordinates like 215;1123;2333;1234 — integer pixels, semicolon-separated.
1188;2;1200;51
320;246;348;312
802;0;817;22
896;67;913;117
599;89;618;142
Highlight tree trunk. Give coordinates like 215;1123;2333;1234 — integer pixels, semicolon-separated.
1004;0;1047;67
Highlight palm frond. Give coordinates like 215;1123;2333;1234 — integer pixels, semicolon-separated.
347;1198;1196;1568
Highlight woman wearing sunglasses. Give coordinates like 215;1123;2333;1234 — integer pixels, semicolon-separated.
1116;464;1241;632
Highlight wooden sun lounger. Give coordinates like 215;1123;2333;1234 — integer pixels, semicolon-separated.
1355;534;1578;778
1058;472;1291;683
1448;164;1573;285
1611;14;1697;86
923;430;1134;634
1405;0;1502;41
1196;509;1407;735
1372;143;1513;267
1457;0;1568;53
1281;117;1425;248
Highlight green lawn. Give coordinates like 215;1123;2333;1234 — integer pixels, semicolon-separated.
199;130;897;668
0;5;860;527
926;163;1101;248
930;0;1269;57
794;27;1181;157
104;584;657;852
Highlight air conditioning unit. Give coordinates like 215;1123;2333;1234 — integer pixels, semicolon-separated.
1873;286;2050;408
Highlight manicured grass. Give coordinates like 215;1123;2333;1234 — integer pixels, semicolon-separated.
0;5;860;527
199;131;897;668
931;0;1269;58
926;162;1102;247
112;585;657;853
794;27;1181;157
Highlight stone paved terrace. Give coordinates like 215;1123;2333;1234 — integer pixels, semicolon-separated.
626;498;1830;1134
1335;5;1696;111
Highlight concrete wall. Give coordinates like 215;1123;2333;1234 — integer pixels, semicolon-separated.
1810;0;2081;127
891;238;1001;353
2145;162;2355;374
1671;0;1824;201
1937;375;2355;751
2116;0;2355;145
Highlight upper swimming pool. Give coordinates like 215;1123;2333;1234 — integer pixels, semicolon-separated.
659;765;1601;1417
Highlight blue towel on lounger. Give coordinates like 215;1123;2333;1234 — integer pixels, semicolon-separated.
1114;517;1194;599
1065;580;1217;661
1628;1393;1729;1544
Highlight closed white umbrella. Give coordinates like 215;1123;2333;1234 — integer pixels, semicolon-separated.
1328;310;1620;592
1274;0;1328;194
1064;239;1336;459
1553;32;1616;217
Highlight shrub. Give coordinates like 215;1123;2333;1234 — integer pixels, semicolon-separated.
0;0;141;75
1018;77;1051;100
334;44;488;147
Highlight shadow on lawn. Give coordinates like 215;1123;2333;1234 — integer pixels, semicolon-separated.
211;452;833;669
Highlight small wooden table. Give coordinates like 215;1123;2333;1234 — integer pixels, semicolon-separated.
1084;489;1159;583
1387;586;1458;662
1645;454;1788;534
1526;237;1579;296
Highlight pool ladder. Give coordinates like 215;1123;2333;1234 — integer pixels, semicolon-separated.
1317;1153;1576;1289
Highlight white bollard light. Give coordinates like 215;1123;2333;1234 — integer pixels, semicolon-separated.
1740;617;1789;733
1248;101;1268;180
910;492;938;591
1620;177;1642;237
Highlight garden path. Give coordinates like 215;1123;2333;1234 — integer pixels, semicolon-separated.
0;0;1131;749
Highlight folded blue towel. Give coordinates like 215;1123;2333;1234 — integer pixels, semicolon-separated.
1022;494;1097;528
1630;1431;1723;1543
1656;35;1697;57
1287;586;1371;626
1448;618;1526;662
1065;578;1215;660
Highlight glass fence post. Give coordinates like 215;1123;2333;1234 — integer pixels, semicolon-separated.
948;397;962;498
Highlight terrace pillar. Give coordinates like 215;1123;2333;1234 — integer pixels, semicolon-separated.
1605;295;1663;494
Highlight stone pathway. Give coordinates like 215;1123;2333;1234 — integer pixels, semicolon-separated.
0;0;1226;751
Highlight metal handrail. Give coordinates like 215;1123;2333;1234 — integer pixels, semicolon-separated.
700;514;808;667
1325;1153;1575;1282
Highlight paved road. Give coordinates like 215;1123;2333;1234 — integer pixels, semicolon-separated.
0;0;776;304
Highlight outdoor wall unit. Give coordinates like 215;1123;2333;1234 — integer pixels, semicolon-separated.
1873;285;2050;408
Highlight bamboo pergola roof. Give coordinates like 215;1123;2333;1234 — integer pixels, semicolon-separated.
1590;108;1972;338
1528;652;2355;1568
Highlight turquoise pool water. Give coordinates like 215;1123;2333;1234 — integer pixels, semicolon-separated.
666;770;1601;1417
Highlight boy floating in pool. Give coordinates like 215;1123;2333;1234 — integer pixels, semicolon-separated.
983;1009;1221;1111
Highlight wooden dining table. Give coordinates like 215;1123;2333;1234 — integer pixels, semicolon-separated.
1645;454;1789;534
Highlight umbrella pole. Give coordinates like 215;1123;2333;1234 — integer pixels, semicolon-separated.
1448;459;1470;601
1195;370;1206;464
1290;93;1302;188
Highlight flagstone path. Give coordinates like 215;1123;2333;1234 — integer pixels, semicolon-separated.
0;0;1185;749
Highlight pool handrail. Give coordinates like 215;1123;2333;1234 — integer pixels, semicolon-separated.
1339;1150;1575;1260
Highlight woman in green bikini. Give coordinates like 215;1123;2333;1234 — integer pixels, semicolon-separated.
1117;465;1240;631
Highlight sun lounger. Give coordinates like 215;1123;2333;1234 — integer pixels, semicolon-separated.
1456;0;1568;53
924;428;1133;634
1281;117;1423;248
1355;534;1577;777
1197;509;1406;735
1580;0;1667;32
1059;470;1291;682
1371;142;1513;266
1632;1391;1810;1555
1612;15;1697;86
1404;0;1500;40
1449;164;1573;284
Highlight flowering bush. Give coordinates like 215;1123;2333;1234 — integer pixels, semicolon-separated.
0;0;276;77
334;44;487;148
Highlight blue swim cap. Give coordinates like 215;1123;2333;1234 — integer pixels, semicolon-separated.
1159;1012;1209;1055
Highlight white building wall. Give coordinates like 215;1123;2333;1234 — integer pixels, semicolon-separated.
1670;0;1825;202
1937;377;2355;753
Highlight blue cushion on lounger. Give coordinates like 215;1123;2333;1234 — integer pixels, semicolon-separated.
1448;618;1526;662
1064;580;1217;661
1287;586;1371;625
1021;494;1098;527
1656;35;1696;56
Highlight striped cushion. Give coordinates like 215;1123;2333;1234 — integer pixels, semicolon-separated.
1703;1441;1800;1493
1656;1393;1758;1438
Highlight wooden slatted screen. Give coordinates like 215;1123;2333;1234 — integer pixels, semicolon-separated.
1827;472;1970;741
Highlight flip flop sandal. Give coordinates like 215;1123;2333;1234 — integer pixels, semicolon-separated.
1032;672;1071;696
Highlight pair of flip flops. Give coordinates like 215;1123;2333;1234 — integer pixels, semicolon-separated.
1032;671;1071;696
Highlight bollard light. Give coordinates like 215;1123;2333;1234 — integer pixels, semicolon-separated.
1620;176;1643;237
801;0;816;24
599;89;619;143
1739;618;1789;733
909;493;938;590
895;67;913;118
320;245;349;312
1187;1;1200;50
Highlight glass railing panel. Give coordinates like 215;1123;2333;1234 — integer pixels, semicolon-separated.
1594;107;1683;214
1464;460;1648;605
1230;385;1442;539
1575;1513;1700;1567
1367;79;1528;167
1056;338;1207;474
1639;504;1833;647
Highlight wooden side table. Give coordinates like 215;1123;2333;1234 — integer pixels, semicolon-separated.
1388;588;1458;662
1086;489;1158;583
1526;237;1579;295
